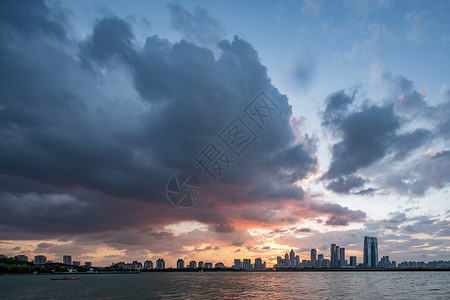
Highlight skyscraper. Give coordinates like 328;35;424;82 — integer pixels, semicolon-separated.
189;260;197;269
255;258;263;270
330;244;337;268
339;248;345;267
336;246;340;267
63;255;72;265
381;256;390;268
34;255;47;265
364;236;378;267
176;259;184;269
243;259;251;270
290;249;295;261
311;249;317;261
156;258;165;269
234;259;242;269
144;260;153;269
350;256;357;267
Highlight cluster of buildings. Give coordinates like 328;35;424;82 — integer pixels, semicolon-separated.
112;258;226;270
232;258;266;270
274;236;389;269
176;259;225;269
0;254;92;268
3;235;450;270
113;260;156;270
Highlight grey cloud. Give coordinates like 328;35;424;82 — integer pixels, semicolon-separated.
352;187;376;195
391;129;431;161
167;4;225;49
320;82;444;196
0;0;320;243
321;89;353;130
309;202;366;225
209;223;235;233
324;103;399;180
326;175;367;194
0;0;66;40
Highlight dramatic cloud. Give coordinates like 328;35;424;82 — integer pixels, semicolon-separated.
167;4;225;49
0;0;322;251
320;72;450;196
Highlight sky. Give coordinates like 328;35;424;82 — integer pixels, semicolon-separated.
0;0;449;268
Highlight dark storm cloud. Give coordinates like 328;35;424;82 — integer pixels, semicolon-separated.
324;103;399;180
0;0;66;40
321;89;354;129
320;78;450;195
325;175;367;194
167;3;225;48
0;1;319;240
309;202;366;226
209;223;235;233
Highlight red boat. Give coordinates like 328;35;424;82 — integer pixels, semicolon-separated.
51;277;81;280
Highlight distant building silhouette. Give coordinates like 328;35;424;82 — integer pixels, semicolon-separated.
15;255;28;262
156;258;165;269
243;259;251;270
176;259;184;269
85;262;92;267
144;260;153;269
234;259;242;270
198;261;204;269
255;258;263;270
317;254;324;261
189;260;197;269
350;256;357;267
311;249;317;262
63;255;72;265
330;244;337;267
34;255;47;265
339;248;345;267
204;262;213;269
364;236;378;267
381;256;390;268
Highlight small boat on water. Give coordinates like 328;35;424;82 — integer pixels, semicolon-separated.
51;277;81;280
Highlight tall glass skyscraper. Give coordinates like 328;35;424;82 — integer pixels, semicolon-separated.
364;236;378;267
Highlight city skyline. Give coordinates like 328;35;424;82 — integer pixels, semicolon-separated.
3;235;447;269
0;0;449;268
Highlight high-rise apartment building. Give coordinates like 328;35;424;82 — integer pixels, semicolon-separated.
381;256;390;268
156;258;165;269
350;256;357;267
63;255;72;265
189;260;197;269
176;259;184;269
243;259;251;270
34;255;47;265
330;244;337;268
255;258;263;270
364;236;378;267
15;255;28;262
311;249;317;261
339;248;345;267
234;259;242;269
144;260;153;269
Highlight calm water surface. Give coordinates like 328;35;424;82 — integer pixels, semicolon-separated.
0;271;449;299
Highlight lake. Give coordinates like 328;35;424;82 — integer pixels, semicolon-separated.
0;271;449;299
